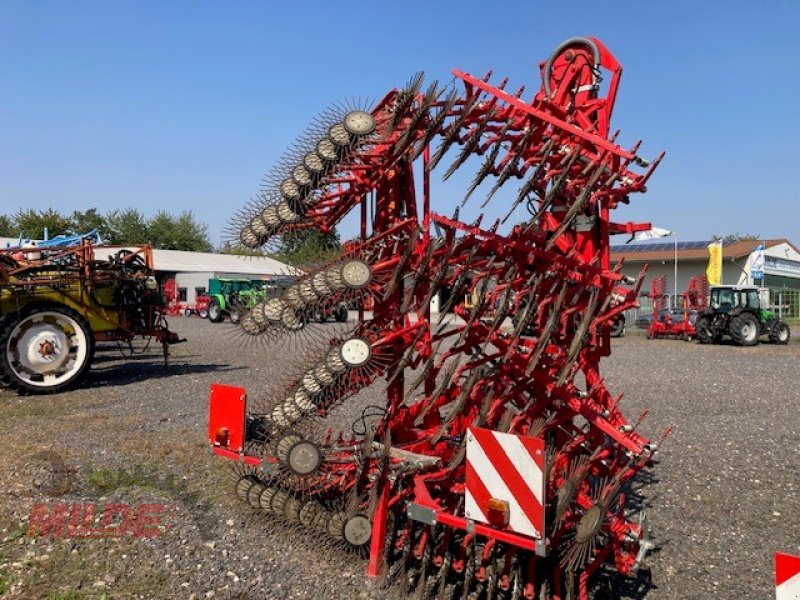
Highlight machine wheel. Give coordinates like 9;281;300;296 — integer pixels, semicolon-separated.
208;299;224;323
695;316;714;344
0;304;94;395
197;307;209;319
229;309;241;325
729;313;759;346
769;320;791;345
609;317;624;338
334;305;348;323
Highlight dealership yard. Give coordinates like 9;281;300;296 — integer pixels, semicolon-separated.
0;316;798;599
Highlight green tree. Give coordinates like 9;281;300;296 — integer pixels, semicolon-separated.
70;208;109;238
0;215;16;237
171;211;212;252
13;209;73;239
273;228;342;266
146;210;211;252
105;208;149;244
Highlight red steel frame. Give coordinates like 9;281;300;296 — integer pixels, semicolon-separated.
208;36;667;599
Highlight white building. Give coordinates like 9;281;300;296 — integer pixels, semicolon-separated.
144;248;296;304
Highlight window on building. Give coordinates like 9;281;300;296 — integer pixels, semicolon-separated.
178;287;187;302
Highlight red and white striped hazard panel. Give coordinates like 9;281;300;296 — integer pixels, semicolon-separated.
776;552;800;600
465;426;545;539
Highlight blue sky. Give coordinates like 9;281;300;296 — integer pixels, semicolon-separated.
1;1;798;246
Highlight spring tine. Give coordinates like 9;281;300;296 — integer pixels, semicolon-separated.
412;87;459;161
442;107;497;181
428;91;482;171
391;72;425;130
394;81;442;155
462;118;514;206
482;125;535;207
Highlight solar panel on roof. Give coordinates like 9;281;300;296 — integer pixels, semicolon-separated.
611;240;731;253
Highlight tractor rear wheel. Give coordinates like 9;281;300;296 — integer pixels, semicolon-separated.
0;304;94;395
695;316;714;344
729;313;759;346
769;320;791;345
208;299;224;323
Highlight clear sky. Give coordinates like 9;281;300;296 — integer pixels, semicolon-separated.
1;1;798;246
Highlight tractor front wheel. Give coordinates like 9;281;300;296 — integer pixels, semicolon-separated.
0;304;94;395
730;313;759;346
769;320;791;345
695;316;714;344
208;300;224;323
229;309;241;325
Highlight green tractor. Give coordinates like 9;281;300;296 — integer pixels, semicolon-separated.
695;285;790;346
206;278;267;324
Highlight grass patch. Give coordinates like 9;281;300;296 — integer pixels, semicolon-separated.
0;574;12;595
85;467;153;494
19;543;166;599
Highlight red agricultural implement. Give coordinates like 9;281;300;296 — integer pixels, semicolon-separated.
207;37;667;599
647;275;708;340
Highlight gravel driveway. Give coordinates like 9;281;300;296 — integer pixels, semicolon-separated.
0;317;797;599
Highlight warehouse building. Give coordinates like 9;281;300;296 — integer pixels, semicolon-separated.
611;238;800;317
144;249;296;305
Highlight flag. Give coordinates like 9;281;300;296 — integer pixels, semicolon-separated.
634;227;673;241
706;241;723;285
750;242;765;281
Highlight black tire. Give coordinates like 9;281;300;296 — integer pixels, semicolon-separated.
198;307;209;319
229;309;241;325
729;312;759;346
334;306;348;323
609;317;625;338
0;304;94;395
769;320;791;345
695;316;714;344
208;299;224;323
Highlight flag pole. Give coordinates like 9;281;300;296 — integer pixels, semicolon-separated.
673;232;678;309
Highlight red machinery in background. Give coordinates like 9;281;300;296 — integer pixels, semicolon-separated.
207;37;666;599
647;274;708;340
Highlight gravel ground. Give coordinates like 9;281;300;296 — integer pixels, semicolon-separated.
0;317;797;599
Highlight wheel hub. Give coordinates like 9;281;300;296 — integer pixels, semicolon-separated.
342;514;372;547
14;323;70;374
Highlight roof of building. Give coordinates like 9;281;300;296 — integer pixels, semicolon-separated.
610;239;797;263
0;237;297;276
142;248;297;276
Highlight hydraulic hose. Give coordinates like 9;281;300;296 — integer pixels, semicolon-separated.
542;36;601;97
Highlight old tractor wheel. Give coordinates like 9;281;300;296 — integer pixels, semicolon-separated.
729;313;759;346
208;299;224;323
229;308;241;325
769;320;791;345
0;304;93;395
694;315;715;344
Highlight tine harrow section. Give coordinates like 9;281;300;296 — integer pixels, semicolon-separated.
209;36;667;599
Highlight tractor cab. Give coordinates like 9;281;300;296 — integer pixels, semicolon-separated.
708;286;763;314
